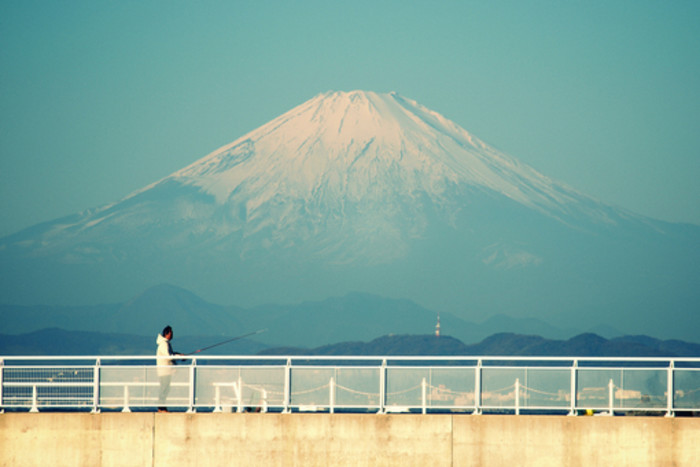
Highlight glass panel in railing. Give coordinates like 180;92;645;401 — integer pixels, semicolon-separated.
194;366;242;409
239;367;286;410
519;368;570;409
100;365;189;409
481;368;524;409
616;369;666;412
425;367;476;410
99;366;151;408
290;367;334;409
674;369;700;410
576;369;622;410
385;367;429;410
334;367;380;409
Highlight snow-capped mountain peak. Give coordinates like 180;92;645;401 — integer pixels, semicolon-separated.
26;91;626;265
125;90;600;239
2;91;697;342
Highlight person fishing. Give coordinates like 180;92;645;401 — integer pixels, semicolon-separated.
155;327;266;412
156;325;183;413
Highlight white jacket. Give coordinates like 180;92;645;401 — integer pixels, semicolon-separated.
156;334;176;376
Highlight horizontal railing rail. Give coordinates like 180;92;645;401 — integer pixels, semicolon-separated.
1;355;699;415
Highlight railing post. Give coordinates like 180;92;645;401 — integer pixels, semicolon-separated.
283;358;291;413
666;360;675;418
421;377;427;414
30;385;39;413
607;379;614;416
330;377;335;414
232;381;239;412
92;358;100;413
261;388;268;413
568;359;578;416
473;359;482;415
187;359;196;413
213;385;222;413
122;385;131;413
0;358;4;414
378;359;386;414
236;375;243;413
515;378;520;415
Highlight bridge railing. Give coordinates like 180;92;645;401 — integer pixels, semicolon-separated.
1;356;699;415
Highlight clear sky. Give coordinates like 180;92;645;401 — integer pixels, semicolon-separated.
1;0;698;237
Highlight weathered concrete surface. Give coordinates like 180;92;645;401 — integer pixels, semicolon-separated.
452;415;700;467
154;413;452;467
0;413;153;467
1;413;699;466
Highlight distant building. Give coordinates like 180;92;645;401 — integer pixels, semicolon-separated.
435;313;441;337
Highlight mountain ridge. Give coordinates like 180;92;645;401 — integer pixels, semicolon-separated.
0;283;621;344
5;327;697;358
258;332;700;358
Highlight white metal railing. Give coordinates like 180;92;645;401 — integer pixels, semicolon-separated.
1;355;699;416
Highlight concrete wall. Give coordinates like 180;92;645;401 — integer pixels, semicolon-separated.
1;413;699;466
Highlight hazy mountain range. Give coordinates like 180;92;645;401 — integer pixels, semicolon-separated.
259;333;700;358
2;284;698;357
1;91;698;340
1;283;609;349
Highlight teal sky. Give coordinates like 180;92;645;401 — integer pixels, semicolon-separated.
1;0;699;237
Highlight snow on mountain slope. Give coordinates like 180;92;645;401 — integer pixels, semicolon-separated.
62;90;628;261
2;91;650;265
168;90;587;215
15;90;635;267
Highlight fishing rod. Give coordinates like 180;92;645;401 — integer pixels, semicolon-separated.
187;329;267;355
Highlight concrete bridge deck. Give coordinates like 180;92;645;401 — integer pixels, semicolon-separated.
2;412;699;466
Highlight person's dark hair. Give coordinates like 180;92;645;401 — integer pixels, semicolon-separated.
162;325;172;336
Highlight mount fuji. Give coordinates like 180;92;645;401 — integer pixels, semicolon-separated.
1;91;698;339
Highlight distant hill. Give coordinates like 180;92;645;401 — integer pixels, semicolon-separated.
2;327;699;357
259;332;700;357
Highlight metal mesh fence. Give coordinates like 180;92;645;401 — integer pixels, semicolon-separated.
3;366;94;409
